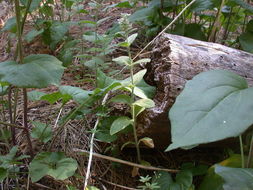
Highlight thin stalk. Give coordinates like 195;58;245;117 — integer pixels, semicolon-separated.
222;7;233;45
208;0;226;42
23;88;34;158
239;135;245;168
247;133;253;168
8;87;16;145
14;0;34;158
127;45;141;163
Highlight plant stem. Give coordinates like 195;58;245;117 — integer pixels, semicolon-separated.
8;87;16;145
23;88;34;158
239;135;245;168
247;133;253;168
127;45;141;163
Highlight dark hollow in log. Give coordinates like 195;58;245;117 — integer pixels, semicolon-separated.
137;33;253;149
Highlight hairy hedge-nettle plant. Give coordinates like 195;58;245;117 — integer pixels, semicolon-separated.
110;14;155;163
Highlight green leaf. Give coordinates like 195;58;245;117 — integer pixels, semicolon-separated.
153;170;192;190
1;17;16;33
132;104;145;118
239;31;253;53
133;98;155;108
28;90;47;101
109;94;131;104
166;70;253;151
49;22;69;49
199;154;243;190
110;116;133;135
126;33;138;46
31;121;52;143
21;0;42;11
29;152;78;182
113;56;131;65
40;92;69;104
0;167;8;182
59;86;91;104
0;54;64;88
184;23;206;41
97;69;118;89
215;165;253;190
25;29;44;43
133;58;151;66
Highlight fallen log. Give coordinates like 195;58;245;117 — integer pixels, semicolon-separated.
137;33;253;149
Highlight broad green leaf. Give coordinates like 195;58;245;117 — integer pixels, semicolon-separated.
126;33;138;46
1;17;16;33
215;165;253;190
133;98;155;108
239;31;253;53
49;22;69;49
123;69;147;86
166;70;253;151
21;0;42;11
59;86;91;104
184;23;206;41
110;116;133;135
190;0;214;12
25;29;44;43
133;58;151;66
29;152;78;182
153;170;192;190
109;94;131;105
28;90;47;101
31;121;52;143
228;0;253;13
199;154;243;190
0;54;64;88
113;56;131;65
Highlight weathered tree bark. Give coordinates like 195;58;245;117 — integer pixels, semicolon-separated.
137;33;253;149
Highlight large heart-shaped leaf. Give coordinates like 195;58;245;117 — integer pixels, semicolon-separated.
215;165;253;190
0;54;64;88
29;152;78;182
166;70;253;151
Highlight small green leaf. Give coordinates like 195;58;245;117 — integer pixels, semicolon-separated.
113;56;131;65
239;31;253;53
59;86;91;104
24;29;44;42
215;165;253;190
97;69;119;89
126;33;138;46
121;141;135;150
133;58;151;66
110;116;133;135
0;54;64;88
132;104;145;118
31;121;52;143
109;94;131;104
28;90;47;101
1;17;16;33
133;98;155;108
29;152;78;182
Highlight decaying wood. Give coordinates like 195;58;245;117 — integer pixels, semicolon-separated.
137;33;253;149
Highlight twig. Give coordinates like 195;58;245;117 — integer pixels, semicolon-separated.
97;177;138;190
133;0;196;61
0;121;26;129
74;148;179;173
84;93;110;189
53;107;63;129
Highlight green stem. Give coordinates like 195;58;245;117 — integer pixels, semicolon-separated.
127;45;141;163
247;133;253;168
239;135;245;168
